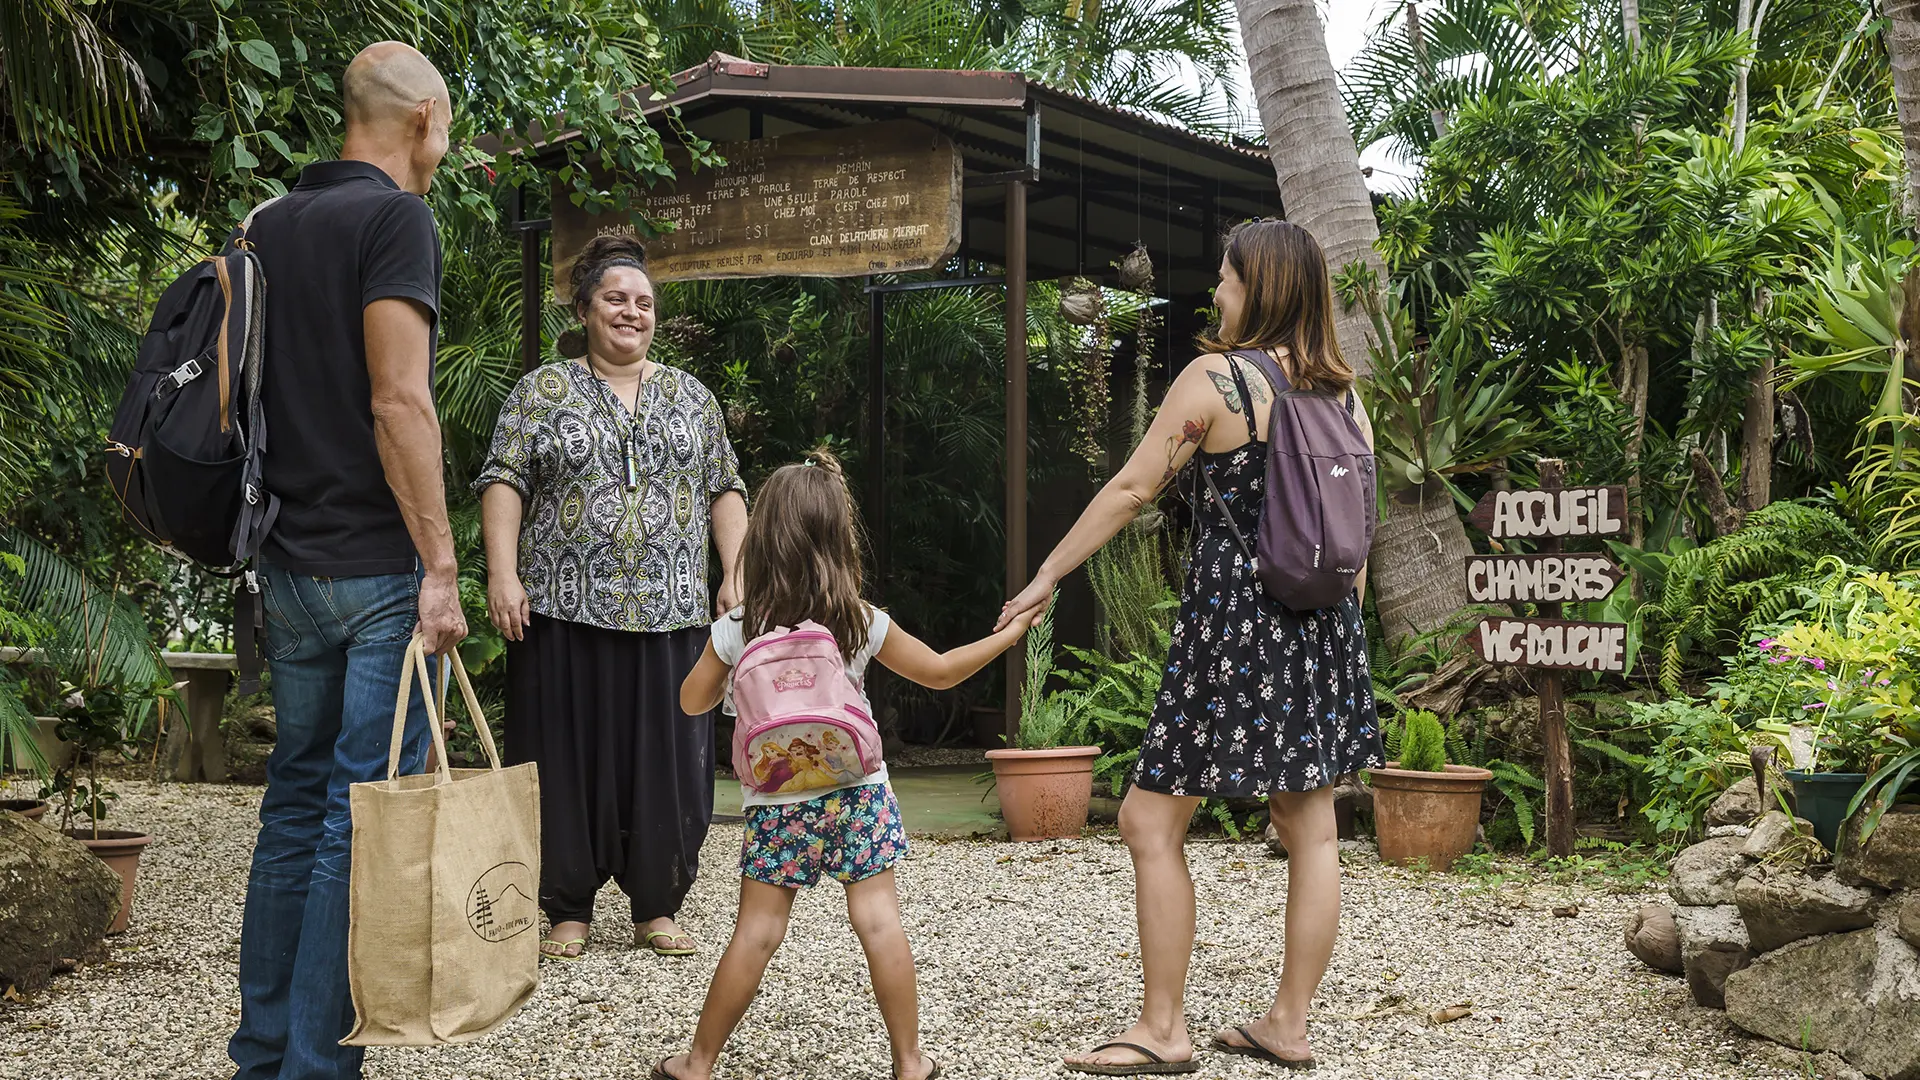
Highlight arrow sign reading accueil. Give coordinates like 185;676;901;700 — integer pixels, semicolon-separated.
1464;554;1625;604
1468;486;1627;539
1466;617;1628;673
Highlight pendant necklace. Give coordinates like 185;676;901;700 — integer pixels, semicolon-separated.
590;359;647;492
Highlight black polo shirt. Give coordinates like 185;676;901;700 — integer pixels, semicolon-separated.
249;160;442;578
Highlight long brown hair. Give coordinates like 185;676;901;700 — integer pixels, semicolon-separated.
738;448;870;661
1199;219;1353;393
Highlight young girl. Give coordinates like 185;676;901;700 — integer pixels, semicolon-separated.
653;450;1036;1080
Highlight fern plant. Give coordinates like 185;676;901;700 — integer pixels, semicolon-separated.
1631;501;1872;693
1397;710;1447;772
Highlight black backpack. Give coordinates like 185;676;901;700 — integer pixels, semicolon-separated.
104;200;282;693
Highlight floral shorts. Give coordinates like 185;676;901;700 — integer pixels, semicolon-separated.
740;782;908;888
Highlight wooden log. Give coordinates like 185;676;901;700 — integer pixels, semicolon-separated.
1537;459;1576;858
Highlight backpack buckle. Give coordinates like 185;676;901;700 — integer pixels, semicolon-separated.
170;358;204;388
246;483;258;505
244;569;259;594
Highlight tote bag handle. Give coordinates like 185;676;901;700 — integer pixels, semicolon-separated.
386;634;505;785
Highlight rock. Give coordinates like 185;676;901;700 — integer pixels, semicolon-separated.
1735;866;1879;952
1742;811;1820;862
1708;825;1754;840
1813;1051;1871;1080
1724;926;1920;1080
1708;777;1764;827
1676;903;1752;1009
1837;804;1920;891
0;811;120;992
1670;835;1751;906
1624;903;1683;974
1898;893;1920;952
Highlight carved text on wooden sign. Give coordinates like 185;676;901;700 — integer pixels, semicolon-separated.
1467;617;1628;673
551;119;962;298
1467;486;1628;539
1464;554;1626;604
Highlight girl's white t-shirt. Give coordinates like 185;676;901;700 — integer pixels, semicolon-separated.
710;604;892;808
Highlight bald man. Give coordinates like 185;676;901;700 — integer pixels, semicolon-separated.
228;41;465;1080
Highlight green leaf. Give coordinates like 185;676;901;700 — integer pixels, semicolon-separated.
194;114;226;142
232;136;260;170
260;130;292;162
238;40;281;78
291;36;308;63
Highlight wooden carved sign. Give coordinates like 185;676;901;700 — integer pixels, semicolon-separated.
1464;554;1625;604
551;119;962;299
1467;486;1628;539
1466;617;1629;673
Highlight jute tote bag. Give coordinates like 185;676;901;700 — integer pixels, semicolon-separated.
343;635;541;1046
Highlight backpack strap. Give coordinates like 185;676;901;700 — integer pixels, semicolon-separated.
1198;448;1257;571
1224;355;1259;442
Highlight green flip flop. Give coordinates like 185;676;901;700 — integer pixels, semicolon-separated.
641;928;697;956
539;937;587;962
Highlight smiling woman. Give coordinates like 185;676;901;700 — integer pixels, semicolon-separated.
473;234;749;963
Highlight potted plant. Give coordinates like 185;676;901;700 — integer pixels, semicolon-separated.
1364;710;1490;871
1767;572;1920;849
44;680;157;934
985;595;1101;841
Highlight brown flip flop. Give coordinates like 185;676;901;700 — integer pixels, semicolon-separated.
893;1054;942;1080
1064;1042;1200;1075
1212;1026;1316;1071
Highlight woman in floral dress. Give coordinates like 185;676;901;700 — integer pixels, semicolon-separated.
477;233;747;962
1000;220;1382;1073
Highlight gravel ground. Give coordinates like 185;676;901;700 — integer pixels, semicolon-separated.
2;782;1804;1080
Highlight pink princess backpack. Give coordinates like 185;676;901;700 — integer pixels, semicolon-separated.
730;619;883;798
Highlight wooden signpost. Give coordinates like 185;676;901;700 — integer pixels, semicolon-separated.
1462;461;1628;856
550;119;962;298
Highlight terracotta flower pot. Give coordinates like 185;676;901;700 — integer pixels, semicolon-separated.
986;746;1100;841
66;829;153;934
1365;762;1490;871
2;798;48;822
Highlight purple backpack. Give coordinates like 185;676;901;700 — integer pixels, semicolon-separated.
1199;349;1376;612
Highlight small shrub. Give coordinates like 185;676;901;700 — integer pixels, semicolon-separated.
1399;709;1447;773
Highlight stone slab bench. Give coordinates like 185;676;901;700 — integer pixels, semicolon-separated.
1;647;236;783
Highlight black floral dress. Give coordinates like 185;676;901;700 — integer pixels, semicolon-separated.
1133;368;1383;798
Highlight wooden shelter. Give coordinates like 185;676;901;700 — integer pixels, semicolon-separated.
506;54;1283;737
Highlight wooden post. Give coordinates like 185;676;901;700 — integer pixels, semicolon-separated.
1536;458;1576;857
1004;177;1029;744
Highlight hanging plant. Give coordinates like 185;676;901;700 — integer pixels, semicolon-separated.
1054;277;1112;477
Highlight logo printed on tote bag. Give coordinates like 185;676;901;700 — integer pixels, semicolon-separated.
466;861;537;942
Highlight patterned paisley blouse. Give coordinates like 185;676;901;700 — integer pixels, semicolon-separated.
475;360;745;634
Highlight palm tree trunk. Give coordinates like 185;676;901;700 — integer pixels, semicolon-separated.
1235;0;1471;649
1371;486;1474;645
1892;0;1920;222
1620;0;1641;52
1234;0;1388;375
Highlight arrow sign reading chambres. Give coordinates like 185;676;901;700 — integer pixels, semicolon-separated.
1466;617;1629;673
1464;554;1626;604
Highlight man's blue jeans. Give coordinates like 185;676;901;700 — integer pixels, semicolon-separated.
229;563;430;1080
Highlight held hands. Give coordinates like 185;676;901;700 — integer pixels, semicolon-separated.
486;571;532;643
995;573;1057;633
418;572;470;656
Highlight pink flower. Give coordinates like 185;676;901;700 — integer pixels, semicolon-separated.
1802;657;1827;671
1803;702;1827;710
1756;638;1777;650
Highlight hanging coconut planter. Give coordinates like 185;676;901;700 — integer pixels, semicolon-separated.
1058;276;1105;325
